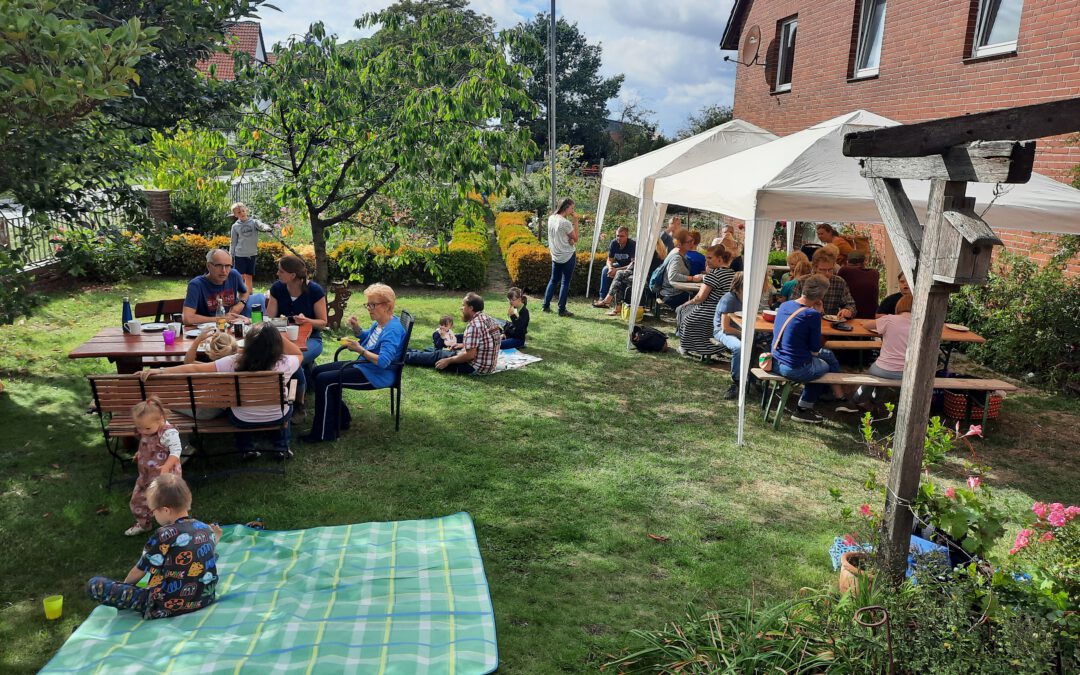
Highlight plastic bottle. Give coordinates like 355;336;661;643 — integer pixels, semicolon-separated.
215;297;227;331
251;303;263;325
122;297;133;332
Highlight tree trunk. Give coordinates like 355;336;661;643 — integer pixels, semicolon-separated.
310;209;329;285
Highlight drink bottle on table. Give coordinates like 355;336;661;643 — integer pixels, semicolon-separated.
122;297;133;333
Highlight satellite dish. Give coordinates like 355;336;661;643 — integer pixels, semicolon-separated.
740;25;762;65
722;25;764;67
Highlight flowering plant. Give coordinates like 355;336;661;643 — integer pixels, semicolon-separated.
914;478;1007;560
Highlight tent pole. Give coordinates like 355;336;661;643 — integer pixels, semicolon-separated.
548;0;557;215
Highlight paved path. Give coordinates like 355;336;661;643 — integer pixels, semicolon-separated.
483;206;512;293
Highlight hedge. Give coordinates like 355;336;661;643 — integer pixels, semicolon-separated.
156;212;488;291
495;211;605;295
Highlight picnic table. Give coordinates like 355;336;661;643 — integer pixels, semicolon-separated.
69;324;312;374
671;281;703;293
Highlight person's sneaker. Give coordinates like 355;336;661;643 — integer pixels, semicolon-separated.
723;383;738;400
242;450;261;461
274;448;294;461
791;407;824;424
124;523;152;537
541;306;552;313
558;309;574;317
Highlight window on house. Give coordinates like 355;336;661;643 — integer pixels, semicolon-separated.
775;17;797;92
973;0;1024;57
854;0;887;77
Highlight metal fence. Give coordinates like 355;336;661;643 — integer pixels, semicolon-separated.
1;207;143;270
223;173;277;204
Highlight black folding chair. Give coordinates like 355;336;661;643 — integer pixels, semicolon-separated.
332;310;414;432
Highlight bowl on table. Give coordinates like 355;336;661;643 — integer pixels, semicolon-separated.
762;310;777;323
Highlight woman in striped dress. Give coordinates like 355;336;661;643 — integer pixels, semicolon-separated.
676;244;736;357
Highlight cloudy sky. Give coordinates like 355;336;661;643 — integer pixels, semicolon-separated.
255;0;738;136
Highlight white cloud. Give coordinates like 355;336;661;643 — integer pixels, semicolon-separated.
256;0;738;135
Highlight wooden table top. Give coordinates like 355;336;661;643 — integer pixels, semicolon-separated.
69;323;312;361
732;313;986;343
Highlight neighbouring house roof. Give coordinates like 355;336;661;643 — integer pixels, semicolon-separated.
195;21;267;81
720;0;754;51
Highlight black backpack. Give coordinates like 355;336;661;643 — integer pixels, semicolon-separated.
631;325;668;353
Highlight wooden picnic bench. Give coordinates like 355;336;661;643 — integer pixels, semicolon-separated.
750;367;1017;430
88;371;296;487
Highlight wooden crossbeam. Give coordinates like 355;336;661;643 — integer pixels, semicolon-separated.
867;177;921;285
842;96;1080;157
859;141;1035;183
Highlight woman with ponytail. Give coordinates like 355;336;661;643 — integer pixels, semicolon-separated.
266;255;327;413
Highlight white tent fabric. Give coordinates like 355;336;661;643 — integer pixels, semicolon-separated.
586;120;777;297
646;109;1080;445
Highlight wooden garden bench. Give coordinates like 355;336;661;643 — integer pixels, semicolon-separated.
88;371;295;487
750;367;1016;430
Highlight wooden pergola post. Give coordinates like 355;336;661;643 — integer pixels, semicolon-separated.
843;96;1080;582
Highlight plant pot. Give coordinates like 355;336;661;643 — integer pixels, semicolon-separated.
839;551;874;593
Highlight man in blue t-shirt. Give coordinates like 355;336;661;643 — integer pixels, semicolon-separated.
771;274;846;424
182;248;249;325
595;226;636;301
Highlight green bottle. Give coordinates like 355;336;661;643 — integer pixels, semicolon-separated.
251;303;263;324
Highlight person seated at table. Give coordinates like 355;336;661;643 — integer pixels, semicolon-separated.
779;260;813;301
592;226;635;307
837;251;879;319
266;255;327;413
772;274;846;424
815;224;854;265
676;244;734;357
685;230;706;276
597;239;667;317
174;330;239;420
780;251;810;286
660;231;704;309
660;216;683;252
877;272;911;316
791;248;857;320
141;323;301;458
501;287;530;350
713;272;768;400
303;283;406;443
842;295;914;413
406;292;501;374
182;249;249;325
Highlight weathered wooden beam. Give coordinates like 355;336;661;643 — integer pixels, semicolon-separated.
868;177;921;285
881;179;966;584
943;201;1001;247
859;141;1035;183
843;96;1080;157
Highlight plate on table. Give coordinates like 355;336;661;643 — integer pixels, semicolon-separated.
197;322;218;330
822;314;840;323
945;323;970;332
185;329;205;339
141;322;168;332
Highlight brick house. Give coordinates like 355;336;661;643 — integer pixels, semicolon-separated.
720;0;1080;273
195;21;270;81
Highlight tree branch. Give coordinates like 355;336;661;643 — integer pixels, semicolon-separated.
322;164;400;227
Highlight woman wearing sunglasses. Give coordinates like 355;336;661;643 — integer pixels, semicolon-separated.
301;283;406;443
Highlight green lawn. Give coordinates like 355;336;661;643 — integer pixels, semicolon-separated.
1;278;1077;673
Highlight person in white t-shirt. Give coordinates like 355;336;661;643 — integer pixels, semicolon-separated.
541;198;580;317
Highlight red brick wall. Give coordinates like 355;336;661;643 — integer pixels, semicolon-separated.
729;0;1080;272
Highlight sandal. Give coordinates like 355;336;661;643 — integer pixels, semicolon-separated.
592;299;611;308
605;308;621;316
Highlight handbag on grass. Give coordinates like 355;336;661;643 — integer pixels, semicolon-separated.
758;305;809;372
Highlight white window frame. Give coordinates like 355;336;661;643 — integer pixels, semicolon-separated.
853;0;887;78
775;17;797;93
973;0;1023;58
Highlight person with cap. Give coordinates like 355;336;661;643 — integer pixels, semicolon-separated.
836;251;880;319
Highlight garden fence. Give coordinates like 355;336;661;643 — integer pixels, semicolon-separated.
3;207;144;270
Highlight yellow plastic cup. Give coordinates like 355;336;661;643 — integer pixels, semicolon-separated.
43;595;63;620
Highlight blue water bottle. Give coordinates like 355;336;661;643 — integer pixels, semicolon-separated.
122;296;133;332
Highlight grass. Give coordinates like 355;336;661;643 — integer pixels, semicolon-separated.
1;278;1078;673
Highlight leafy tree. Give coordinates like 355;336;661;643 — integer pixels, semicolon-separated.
677;103;733;139
610;100;667;164
238;11;537;283
510;14;623;163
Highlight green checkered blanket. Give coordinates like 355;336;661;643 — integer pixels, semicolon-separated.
43;512;498;674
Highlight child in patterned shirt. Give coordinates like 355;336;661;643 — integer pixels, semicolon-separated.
88;474;222;619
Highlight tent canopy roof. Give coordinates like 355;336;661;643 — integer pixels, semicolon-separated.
651;110;1080;236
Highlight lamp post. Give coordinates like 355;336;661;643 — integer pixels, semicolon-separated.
548;0;557;215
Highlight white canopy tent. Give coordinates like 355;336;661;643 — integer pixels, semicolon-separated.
586;119;777;297
631;109;1080;445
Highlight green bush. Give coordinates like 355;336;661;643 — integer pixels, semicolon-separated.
948;249;1080;393
768;250;789;265
51;225;145;282
496;210;604;294
0;247;40;324
170;189;232;236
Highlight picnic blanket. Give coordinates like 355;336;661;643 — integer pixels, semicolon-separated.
492;348;542;374
42;512;498;674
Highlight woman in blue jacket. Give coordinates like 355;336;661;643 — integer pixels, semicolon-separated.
301;283;406;443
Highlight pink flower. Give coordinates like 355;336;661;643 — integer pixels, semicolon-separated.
859;504;873;518
1065;506;1080;522
1039;532;1054;543
843;533;857;546
946;487;956;499
1009;528;1034;555
1048;511;1066;527
967;476;981;490
1032;502;1048;519
962;425;983;438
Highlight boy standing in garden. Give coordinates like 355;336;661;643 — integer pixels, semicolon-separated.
229;202;273;293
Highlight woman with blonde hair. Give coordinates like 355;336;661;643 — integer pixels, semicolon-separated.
302;283;406;443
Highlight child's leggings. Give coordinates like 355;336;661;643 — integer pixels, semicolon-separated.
87;576;148;612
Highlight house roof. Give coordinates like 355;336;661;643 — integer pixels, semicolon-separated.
195;21;266;81
720;0;753;51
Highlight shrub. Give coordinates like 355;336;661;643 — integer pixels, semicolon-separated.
0;247;40;324
768;250;789;265
948;249;1080;393
170;189;232;236
52;225;145;282
496;210;605;294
